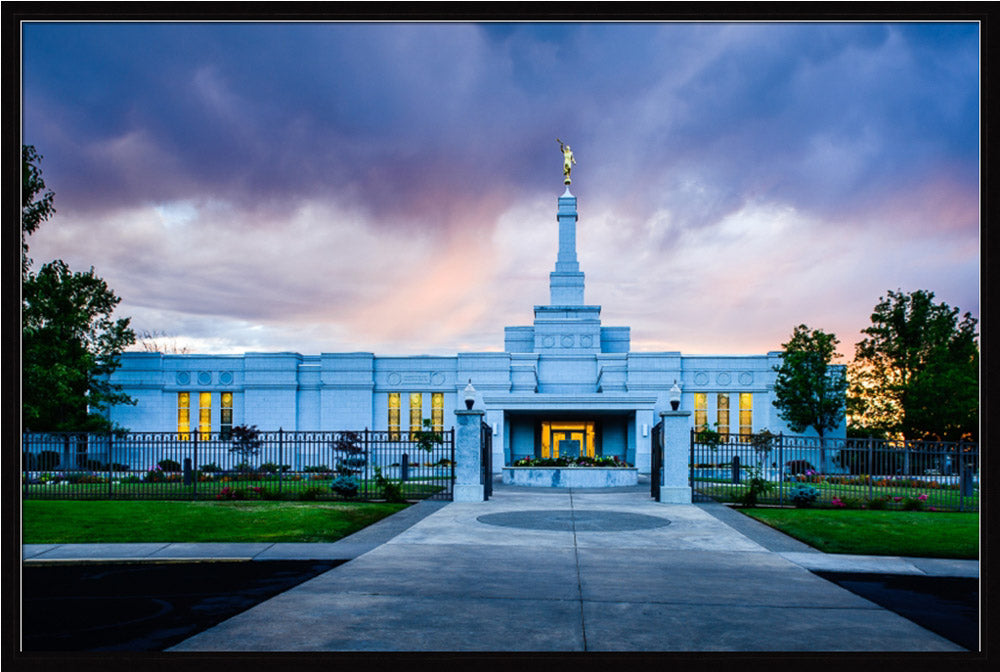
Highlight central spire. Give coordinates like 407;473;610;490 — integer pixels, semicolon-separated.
549;185;585;305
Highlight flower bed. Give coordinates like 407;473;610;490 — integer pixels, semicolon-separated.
503;457;637;488
511;456;631;468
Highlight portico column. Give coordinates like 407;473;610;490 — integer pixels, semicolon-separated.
454;409;486;501
659;410;693;504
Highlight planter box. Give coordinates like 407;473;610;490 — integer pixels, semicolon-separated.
502;466;638;488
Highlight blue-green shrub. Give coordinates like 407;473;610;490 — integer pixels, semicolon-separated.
789;484;819;508
330;476;360;499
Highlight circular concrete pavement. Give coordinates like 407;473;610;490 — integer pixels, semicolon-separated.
475;509;671;532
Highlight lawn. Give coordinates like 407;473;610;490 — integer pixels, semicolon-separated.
22;500;409;543
739;507;979;559
694;480;978;512
21;476;447;501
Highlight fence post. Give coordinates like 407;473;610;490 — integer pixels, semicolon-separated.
778;433;784;507
107;433;113;498
364;428;371;500
868;436;874;504
278;428;284;497
192;429;198;500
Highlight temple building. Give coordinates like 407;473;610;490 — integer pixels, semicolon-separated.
107;182;845;474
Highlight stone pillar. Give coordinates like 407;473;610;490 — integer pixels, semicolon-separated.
454;409;486;501
659;411;692;504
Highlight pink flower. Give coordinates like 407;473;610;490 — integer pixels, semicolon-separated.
893;497;903;502
929;507;937;511
917;494;928;501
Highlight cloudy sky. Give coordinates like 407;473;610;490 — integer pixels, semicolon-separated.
21;20;980;359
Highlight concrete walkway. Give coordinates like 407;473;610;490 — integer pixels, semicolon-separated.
24;485;978;652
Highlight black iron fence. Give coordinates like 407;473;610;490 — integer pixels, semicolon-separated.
22;429;455;502
690;432;979;512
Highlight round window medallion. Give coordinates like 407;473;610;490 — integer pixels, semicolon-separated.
561;334;575;348
431;372;445;386
176;372;190;385
580;335;593;348
387;373;402;386
717;372;731;385
197;371;212;385
739;371;753;385
694;372;709;386
542;335;556;348
219;371;234;385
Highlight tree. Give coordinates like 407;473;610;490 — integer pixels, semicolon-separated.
228;424;262;469
134;329;191;354
22;145;55;275
21;146;136;432
849;289;978;441
22;261;137;431
772;325;848;440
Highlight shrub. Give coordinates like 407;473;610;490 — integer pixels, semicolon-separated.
200;462;222;473
330;476;360;499
740;466;773;508
785;460;815;476
789;485;819;508
157;459;182;472
77;473;108;484
867;495;889;510
373;466;405;503
303;465;331;473
903;494;929;511
298;487;327;501
249;486;282;501
28;450;62;470
216;486;247;500
145;469;166;483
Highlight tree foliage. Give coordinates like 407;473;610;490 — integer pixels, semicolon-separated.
21;146;136;432
772;325;847;439
23;261;136;431
22;145;55;274
848;289;978;441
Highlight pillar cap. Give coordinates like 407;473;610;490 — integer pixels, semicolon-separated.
455;409;486;417
660;410;692;418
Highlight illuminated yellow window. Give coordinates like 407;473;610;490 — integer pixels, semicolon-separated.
694;393;707;432
717;393;730;438
388;393;401;440
739;393;753;439
177;392;191;441
409;392;423;435
199;392;212;439
221;392;233;440
431;393;444;432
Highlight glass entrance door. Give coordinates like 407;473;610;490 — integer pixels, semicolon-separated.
541;421;595;459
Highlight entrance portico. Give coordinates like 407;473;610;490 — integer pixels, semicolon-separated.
487;394;658;470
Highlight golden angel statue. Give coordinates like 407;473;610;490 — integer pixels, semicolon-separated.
557;138;575;184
